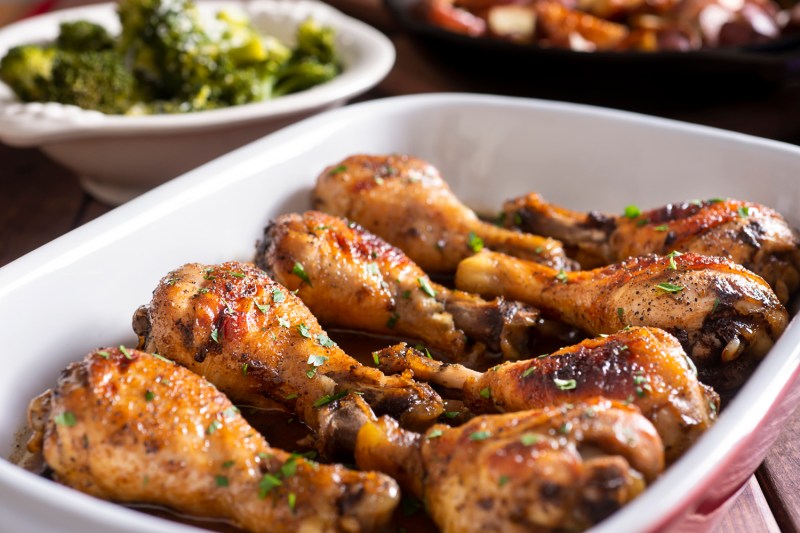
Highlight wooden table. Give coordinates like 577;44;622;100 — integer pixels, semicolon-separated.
2;1;800;531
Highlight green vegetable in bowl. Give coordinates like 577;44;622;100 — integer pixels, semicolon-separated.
0;0;342;114
56;21;115;51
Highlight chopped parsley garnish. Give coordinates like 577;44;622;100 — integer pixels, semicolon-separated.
313;390;348;408
297;323;312;339
467;232;484;253
308;355;328;367
366;263;380;276
329;165;347;175
415;344;433;359
712;297;720;314
521;366;536;378
553;378;577;390
152;352;172;364
617;307;625;321
272;288;286;303
401;290;411;299
197;287;210;295
258;474;282;499
636;217;650;227
737;206;750;218
288;492;297;513
207;420;222;435
97;350;110;359
280;457;298;478
520;433;540;446
427;429;444;440
555;269;568;283
222;460;235;468
242;363;249;376
709;197;725;203
656;282;684;294
229;272;245;279
498;475;510;487
316;334;335;348
469;431;491;441
372;352;381;366
386;314;399;329
210;327;220;343
223;406;240;419
624;205;641;219
54;411;77;427
306;369;317;379
145;390;154;402
256;302;270;314
444;411;460;419
666;250;683;270
119;345;132;359
418;277;437;298
479;387;491;399
292;262;312;286
215;475;229;487
654;224;669;232
285;393;299;400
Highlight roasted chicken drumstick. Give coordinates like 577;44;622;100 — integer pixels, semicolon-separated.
257;211;540;363
27;347;400;533
456;250;788;390
312;154;573;273
504;194;800;303
134;262;443;430
320;394;664;533
374;327;718;462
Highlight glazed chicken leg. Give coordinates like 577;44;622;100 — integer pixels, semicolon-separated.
257;211;540;364
456;250;788;391
504;193;800;303
312;154;574;273
134;262;443;430
374;327;718;462
27;347;400;533
320;394;663;533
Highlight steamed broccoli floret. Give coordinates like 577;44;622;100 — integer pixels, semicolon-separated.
56;20;114;51
274;58;339;97
294;18;338;65
0;45;56;102
117;0;218;101
49;50;136;114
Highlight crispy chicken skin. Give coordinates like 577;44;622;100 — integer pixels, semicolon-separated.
321;394;663;533
312;154;573;274
256;211;540;363
456;250;788;391
27;347;400;533
504;194;800;303
134;262;443;430
374;327;718;462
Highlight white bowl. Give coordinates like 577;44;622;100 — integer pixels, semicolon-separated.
1;93;799;532
0;0;395;205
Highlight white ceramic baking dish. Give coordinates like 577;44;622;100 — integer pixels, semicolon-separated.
0;93;798;532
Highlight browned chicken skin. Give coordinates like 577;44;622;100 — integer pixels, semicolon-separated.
374;327;718;462
456;250;788;391
504;194;800;303
256;211;540;364
134;262;443;430
320;394;664;533
27;347;400;533
312;154;574;274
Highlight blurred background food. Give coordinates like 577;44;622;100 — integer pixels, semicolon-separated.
422;0;800;51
